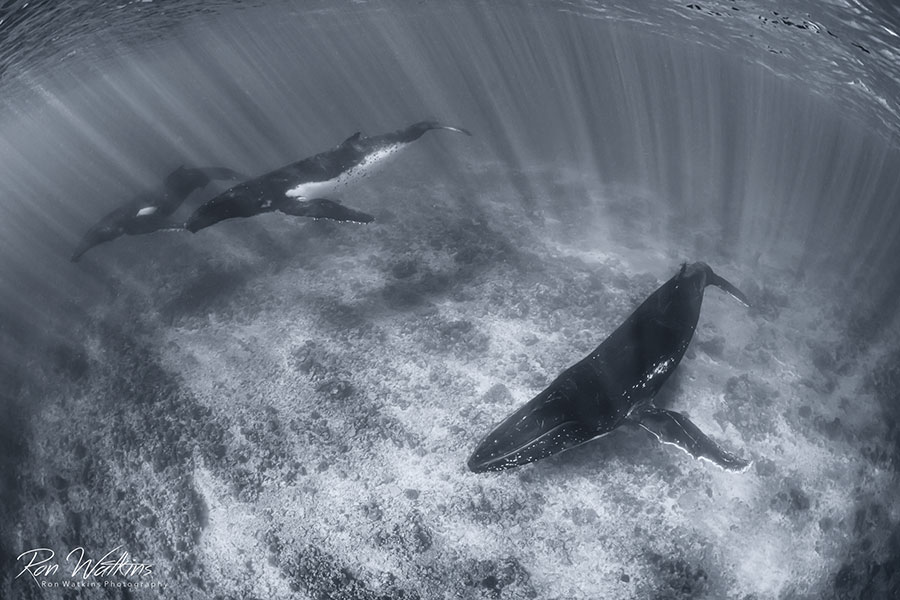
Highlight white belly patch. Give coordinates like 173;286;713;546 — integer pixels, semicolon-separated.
136;206;158;217
285;144;401;199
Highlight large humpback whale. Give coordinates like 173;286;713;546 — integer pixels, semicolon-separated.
71;166;243;262
468;262;752;473
184;120;471;233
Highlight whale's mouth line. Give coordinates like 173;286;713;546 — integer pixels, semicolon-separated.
471;420;599;470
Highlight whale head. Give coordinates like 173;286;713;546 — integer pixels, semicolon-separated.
467;373;618;473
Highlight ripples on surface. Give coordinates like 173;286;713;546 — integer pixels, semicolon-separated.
3;1;900;331
4;0;900;134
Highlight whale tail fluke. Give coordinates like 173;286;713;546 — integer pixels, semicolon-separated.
707;268;751;308
433;124;473;137
410;120;473;140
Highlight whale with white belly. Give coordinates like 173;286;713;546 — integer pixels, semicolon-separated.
468;262;753;474
185;121;471;232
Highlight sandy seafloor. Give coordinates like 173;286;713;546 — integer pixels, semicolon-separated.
6;155;900;599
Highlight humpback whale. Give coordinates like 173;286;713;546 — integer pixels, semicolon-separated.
71;166;243;261
468;262;752;473
184;120;472;233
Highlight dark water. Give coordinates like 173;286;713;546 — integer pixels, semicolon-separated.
2;1;900;599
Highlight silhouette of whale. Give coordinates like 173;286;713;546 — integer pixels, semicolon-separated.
468;262;752;473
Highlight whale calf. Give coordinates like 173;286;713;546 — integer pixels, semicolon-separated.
71;166;243;261
468;262;752;473
184;120;471;233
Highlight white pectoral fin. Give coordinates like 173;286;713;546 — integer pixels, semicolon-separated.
135;206;158;217
632;407;751;472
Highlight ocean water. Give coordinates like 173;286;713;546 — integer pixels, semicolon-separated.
1;1;899;598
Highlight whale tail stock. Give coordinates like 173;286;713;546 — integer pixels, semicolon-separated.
71;239;96;262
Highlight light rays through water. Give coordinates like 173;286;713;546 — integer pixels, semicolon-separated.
0;2;898;397
2;3;900;598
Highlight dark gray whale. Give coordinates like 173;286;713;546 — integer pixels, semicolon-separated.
468;262;752;473
71;166;243;262
184;120;471;233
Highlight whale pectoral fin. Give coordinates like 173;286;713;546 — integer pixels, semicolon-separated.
631;407;750;472
279;198;374;224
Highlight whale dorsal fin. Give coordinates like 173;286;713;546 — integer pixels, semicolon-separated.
163;164;187;187
342;131;362;145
